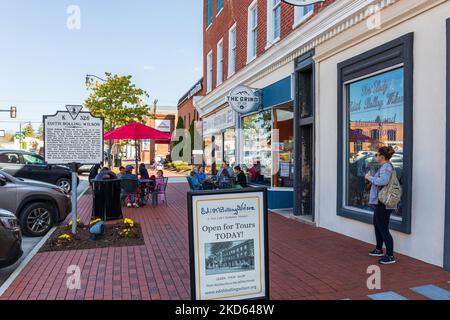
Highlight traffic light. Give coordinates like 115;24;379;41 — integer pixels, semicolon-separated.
10;106;17;118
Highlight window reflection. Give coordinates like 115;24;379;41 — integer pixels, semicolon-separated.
346;68;404;219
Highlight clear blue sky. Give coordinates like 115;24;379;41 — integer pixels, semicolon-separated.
0;0;203;133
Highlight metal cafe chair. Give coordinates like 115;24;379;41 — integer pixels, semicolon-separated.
152;177;169;207
120;179;140;207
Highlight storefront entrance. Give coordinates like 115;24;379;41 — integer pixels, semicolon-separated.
294;51;315;218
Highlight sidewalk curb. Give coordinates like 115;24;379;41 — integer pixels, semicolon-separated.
0;185;90;298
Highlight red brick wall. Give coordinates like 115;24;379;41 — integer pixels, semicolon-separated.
203;0;337;94
177;83;206;130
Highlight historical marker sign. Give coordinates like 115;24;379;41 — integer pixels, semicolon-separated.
188;188;269;300
43;106;104;165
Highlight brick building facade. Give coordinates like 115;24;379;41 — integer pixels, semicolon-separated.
177;78;204;130
202;0;335;93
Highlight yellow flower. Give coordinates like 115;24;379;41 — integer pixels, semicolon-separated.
67;219;81;227
90;218;102;225
123;218;134;227
58;234;72;240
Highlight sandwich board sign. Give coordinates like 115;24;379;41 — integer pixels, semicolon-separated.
43;105;104;235
187;188;269;300
43;106;104;165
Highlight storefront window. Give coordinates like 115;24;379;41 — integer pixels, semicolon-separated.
273;108;294;187
242;110;272;185
346;67;404;219
223;129;236;166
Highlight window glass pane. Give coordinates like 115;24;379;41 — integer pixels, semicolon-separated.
242;111;272;186
229;28;236;74
346;67;404;219
23;154;45;165
207;0;213;26
298;68;313;118
0;153;20;164
273;108;294;188
217;0;223;13
224;129;236;166
273;6;281;39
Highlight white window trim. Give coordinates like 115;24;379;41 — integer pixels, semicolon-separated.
206;50;213;93
266;0;281;50
228;23;237;78
216;39;224;86
247;0;258;64
293;5;314;29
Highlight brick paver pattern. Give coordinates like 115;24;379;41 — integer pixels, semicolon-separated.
1;183;449;300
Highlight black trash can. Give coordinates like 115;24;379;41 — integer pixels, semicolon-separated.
92;179;123;221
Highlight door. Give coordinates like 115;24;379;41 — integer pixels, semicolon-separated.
0;174;18;213
0;152;24;177
20;153;50;183
295;56;315;218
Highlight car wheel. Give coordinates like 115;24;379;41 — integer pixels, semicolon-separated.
56;178;71;193
19;202;55;237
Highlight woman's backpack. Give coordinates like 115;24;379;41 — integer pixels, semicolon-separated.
378;164;402;208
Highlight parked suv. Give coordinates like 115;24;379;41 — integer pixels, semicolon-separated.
0;209;22;269
0;149;76;192
0;171;71;237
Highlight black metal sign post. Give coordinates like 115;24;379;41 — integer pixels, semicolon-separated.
187;187;269;301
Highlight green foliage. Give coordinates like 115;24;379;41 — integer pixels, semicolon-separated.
84;72;150;132
23;123;35;138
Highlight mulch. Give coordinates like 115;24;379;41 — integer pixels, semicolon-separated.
39;222;145;253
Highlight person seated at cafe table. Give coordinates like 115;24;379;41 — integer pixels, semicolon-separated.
189;171;202;190
116;166;126;179
95;167;117;180
234;166;248;188
217;161;235;179
121;165;140;208
196;166;207;184
218;168;233;189
139;163;150;180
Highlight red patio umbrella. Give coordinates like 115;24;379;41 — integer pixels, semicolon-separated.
104;122;171;172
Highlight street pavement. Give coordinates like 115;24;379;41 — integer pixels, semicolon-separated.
0;175;89;287
1;182;448;300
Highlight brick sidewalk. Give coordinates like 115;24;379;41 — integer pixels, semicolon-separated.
1;183;448;300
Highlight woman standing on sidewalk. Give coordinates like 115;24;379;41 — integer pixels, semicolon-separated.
365;146;397;265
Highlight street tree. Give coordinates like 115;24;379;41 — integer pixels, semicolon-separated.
84;72;150;165
23;123;35;138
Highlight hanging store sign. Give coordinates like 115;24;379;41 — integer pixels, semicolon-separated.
282;0;324;6
227;85;260;114
188;188;269;300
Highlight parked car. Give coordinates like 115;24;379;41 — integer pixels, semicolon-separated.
78;164;93;175
0;149;77;192
0;171;71;237
0;209;22;269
